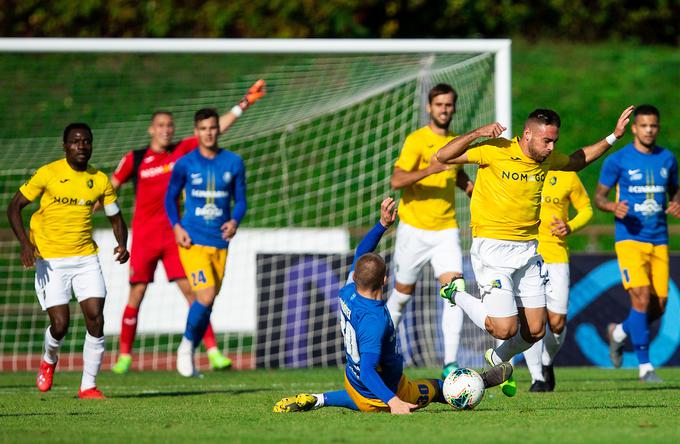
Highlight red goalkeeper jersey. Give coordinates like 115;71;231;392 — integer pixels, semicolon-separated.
113;136;197;236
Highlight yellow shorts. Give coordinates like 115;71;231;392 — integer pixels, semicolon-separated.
178;244;228;292
343;374;440;413
615;240;668;298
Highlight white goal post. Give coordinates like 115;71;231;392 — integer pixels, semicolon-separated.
0;38;510;371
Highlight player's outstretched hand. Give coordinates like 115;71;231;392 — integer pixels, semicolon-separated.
173;224;192;248
379;197;397;228
549;215;570;238
114;245;130;264
221;219;239;241
613;200;629;219
239;79;266;110
387;396;417;415
666;200;680;218
613;106;635;139
475;122;506;139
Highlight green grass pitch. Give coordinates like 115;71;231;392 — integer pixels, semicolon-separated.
1;367;679;443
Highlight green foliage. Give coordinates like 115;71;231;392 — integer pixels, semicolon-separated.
1;368;680;443
3;0;680;44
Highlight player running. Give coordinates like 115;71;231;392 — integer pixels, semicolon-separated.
595;105;680;383
437;106;634;396
111;80;265;374
273;198;513;414
165;108;247;377
386;83;474;378
7;123;130;398
523;170;593;392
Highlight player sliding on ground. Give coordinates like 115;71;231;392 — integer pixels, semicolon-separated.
273;198;512;414
437;106;634;396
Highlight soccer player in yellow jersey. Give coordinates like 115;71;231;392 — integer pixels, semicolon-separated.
436;106;633;396
386;83;474;379
7;123;130;399
523;171;592;392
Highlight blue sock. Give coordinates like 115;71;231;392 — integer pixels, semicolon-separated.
435;379;445;404
323;390;358;410
622;308;650;364
184;301;212;348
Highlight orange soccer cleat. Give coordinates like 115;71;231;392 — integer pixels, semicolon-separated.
78;387;106;399
36;359;56;392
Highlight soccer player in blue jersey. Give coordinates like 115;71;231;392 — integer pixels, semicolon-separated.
165;108;247;377
595;105;680;383
273;198;512;414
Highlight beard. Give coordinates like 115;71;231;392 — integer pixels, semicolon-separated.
431;114;452;130
528;145;549;163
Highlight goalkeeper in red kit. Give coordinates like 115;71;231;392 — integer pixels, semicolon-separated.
110;80;266;374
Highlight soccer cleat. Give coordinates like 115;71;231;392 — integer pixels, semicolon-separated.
542;364;555;391
272;393;318;413
177;340;197;378
484;348;517;397
529;380;548;392
439;277;466;305
78;387;106;399
441;361;459;379
607;323;624;368
480;362;514;388
208;349;232;370
36;359;57;392
640;370;663;383
112;354;132;374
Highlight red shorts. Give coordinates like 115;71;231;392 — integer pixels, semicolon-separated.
129;232;186;284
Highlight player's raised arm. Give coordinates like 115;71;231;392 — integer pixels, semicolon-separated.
219;79;267;133
435;122;506;165
349;197;396;274
561;106;634;171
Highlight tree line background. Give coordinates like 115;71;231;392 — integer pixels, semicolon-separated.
2;0;679;44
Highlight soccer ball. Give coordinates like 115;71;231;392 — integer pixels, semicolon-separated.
442;368;485;410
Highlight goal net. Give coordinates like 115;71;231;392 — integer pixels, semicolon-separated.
0;39;510;371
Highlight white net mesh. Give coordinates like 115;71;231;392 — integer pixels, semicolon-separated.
0;47;502;371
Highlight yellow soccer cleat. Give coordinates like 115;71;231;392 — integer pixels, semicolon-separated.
273;393;318;413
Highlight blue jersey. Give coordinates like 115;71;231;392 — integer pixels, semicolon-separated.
599;143;678;245
165;148;247;249
339;280;403;401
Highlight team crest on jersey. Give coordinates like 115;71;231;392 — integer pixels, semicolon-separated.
491;279;502;289
660;167;668;179
550;176;557;185
223;172;232;184
87;179;93;188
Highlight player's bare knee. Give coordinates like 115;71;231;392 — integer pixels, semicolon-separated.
50;319;69;340
550;316;566;334
486;318;517;339
395;282;415;295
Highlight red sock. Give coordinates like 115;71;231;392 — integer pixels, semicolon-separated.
119;305;139;355
203;322;218;350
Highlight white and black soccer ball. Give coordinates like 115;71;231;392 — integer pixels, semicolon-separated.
442;368;485;410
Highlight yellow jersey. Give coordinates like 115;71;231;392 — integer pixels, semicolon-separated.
19;158;117;259
537;171;593;263
466;137;569;241
394;126;461;230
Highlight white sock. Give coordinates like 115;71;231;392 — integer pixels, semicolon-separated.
386;289;412;328
523;340;545;382
442;304;463;364
43;326;63;365
312;393;325;407
495;332;533;362
542;326;566;366
81;333;105;391
612;323;627;343
639;362;654;377
179;336;195;353
454;291;487;331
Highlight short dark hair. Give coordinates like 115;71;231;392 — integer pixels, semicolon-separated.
151;111;173;122
63;123;93;143
526;109;561;128
352;253;386;292
634;104;660;121
428;83;457;105
194;108;219;125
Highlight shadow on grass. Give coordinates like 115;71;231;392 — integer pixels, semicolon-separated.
557;384;680;393
0;412;95;418
112;388;268;399
420;403;670;414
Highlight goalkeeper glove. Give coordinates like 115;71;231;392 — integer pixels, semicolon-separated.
239;79;266;110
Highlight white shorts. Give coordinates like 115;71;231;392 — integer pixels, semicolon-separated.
470;238;547;318
35;254;107;310
545;262;569;315
393;222;463;284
